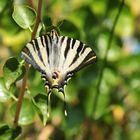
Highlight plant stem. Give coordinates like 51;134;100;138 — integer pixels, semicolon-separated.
13;0;43;126
31;0;42;40
92;0;125;118
13;64;30;125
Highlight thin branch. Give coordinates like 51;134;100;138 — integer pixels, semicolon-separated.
92;0;125;118
13;0;43;126
31;0;42;40
13;64;30;125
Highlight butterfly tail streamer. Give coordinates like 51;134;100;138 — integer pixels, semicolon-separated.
59;88;67;116
46;89;52;117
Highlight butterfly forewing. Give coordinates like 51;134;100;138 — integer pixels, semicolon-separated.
21;35;52;82
58;36;96;74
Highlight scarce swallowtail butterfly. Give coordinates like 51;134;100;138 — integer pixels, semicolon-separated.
21;29;97;116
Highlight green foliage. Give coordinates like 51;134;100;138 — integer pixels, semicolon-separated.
10;99;36;125
0;57;25;102
0;78;16;102
12;5;36;30
0;0;140;139
32;94;48;125
3;57;25;89
0;125;21;140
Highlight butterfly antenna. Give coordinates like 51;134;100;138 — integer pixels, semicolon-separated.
59;88;67;116
47;89;52;117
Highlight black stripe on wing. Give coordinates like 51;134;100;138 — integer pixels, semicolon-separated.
69;43;97;73
21;35;52;73
34;39;45;66
61;48;96;86
70;41;84;65
74;50;97;72
64;38;71;58
21;46;45;73
21;33;57;85
44;35;50;63
72;39;76;49
60;36;65;46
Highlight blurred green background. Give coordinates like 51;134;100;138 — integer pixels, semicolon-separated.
0;0;140;140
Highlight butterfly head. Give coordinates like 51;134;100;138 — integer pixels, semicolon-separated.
50;29;59;40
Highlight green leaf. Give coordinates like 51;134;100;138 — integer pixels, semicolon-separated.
117;54;140;74
0;125;9;135
0;78;16;102
0;0;8;13
12;5;36;30
109;7;134;37
0;0;14;15
0;78;11;102
28;70;46;97
84;84;96;117
11;126;22;139
3;57;25;89
32;94;48;125
0;125;12;140
10;99;36;125
60;20;80;39
65;78;79;102
0;125;21;140
90;0;106;16
66;106;84;130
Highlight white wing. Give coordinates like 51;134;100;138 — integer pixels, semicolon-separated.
21;35;52;84
21;30;97;88
58;36;97;74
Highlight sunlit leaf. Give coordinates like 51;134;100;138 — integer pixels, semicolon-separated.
32;94;48;125
109;7;134;37
12;5;36;30
0;78;11;102
0;78;16;102
2;29;31;52
117;54;140;74
10;99;36;125
90;0;106;16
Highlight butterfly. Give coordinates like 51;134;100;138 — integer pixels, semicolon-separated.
21;29;97;116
